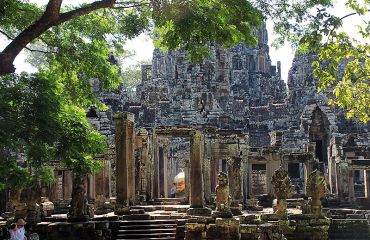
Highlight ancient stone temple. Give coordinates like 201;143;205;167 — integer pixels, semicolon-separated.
1;24;370;240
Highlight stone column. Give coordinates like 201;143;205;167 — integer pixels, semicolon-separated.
63;170;73;200
87;174;95;204
348;169;355;203
328;156;336;194
228;157;243;215
187;131;211;216
146;131;154;201
114;112;135;214
242;157;248;205
203;157;212;204
153;131;159;199
107;160;112;199
139;129;149;200
127;118;135;205
337;161;349;199
364;171;370;206
184;158;190;204
203;137;212;204
162;139;170;197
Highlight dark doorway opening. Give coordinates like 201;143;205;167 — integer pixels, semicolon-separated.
288;163;300;179
252;164;266;171
314;140;327;163
221;159;227;173
309;108;330;170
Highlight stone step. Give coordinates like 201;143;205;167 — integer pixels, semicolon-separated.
131;205;189;212
117;237;176;240
121;214;151;220
118;228;176;234
152;198;183;205
120;219;178;225
130;209;146;214
117;232;176;239
119;224;177;230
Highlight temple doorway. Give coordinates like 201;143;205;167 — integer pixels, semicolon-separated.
309;107;330;171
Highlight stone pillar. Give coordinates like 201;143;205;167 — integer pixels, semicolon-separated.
87;174;95;204
187;131;211;216
328;156;336;194
127;119;135;205
114;112;135;214
153;131;159;199
184;158;190;204
364;170;370;207
228;157;243;215
107;160;112;199
203;137;212;204
63;170;73;200
162;139;170;197
138;129;149;201
337;162;349;199
203;157;212;204
94;160;110;203
146;131;154;201
242;157;248;205
348;169;355;203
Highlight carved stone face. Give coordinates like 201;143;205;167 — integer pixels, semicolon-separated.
217;172;228;187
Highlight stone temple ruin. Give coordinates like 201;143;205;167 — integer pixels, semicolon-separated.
1;24;370;240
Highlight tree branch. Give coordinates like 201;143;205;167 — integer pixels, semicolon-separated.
0;0;130;75
0;30;15;41
0;29;56;54
339;10;370;22
44;0;63;20
57;0;117;24
111;2;149;10
0;0;152;75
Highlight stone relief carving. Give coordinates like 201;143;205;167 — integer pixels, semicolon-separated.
212;171;232;218
271;167;293;215
306;169;326;216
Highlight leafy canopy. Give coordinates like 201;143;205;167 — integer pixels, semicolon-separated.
0;73;106;189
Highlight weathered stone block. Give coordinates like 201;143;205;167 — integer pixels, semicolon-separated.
185;223;206;232
239;214;258;224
